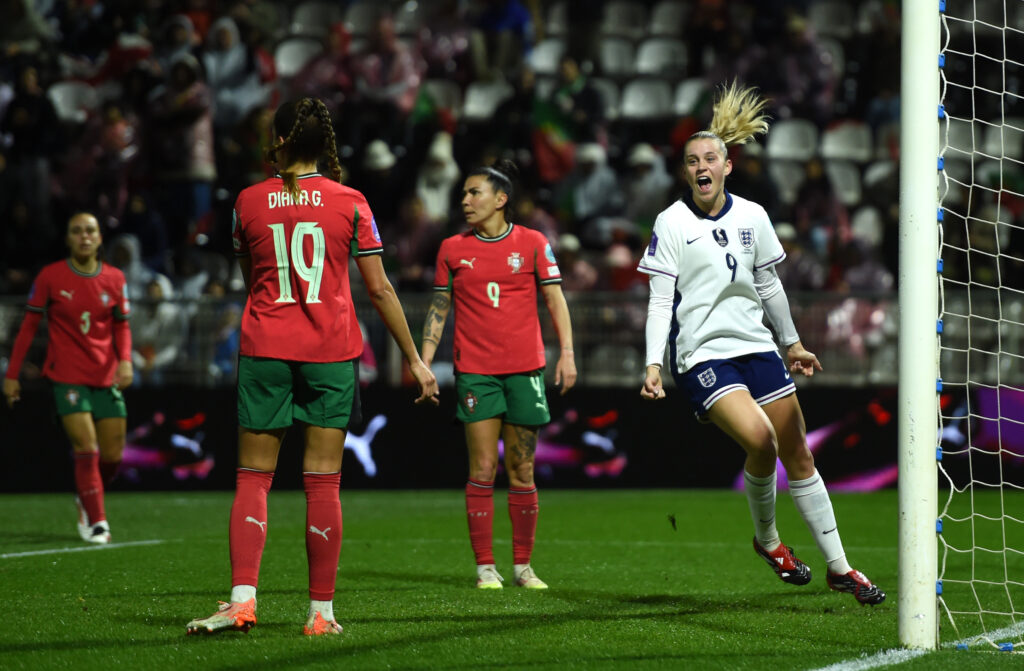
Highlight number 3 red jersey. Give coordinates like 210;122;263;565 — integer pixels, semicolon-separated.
25;260;131;386
432;224;562;374
232;173;383;362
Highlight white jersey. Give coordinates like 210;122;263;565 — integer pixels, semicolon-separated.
637;191;786;373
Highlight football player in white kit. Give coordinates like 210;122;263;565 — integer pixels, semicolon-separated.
638;82;884;606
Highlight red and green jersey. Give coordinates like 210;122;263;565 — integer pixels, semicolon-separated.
232;173;383;362
10;260;131;386
433;223;562;374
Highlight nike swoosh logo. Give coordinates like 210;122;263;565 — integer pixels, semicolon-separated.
686;237;702;245
823;527;837;535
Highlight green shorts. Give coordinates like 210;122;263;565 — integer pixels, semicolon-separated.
237;356;359;430
51;382;126;419
455;370;550;426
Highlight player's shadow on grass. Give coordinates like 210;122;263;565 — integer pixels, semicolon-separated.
338;567;466;589
3;532;80;546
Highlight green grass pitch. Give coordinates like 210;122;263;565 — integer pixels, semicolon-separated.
0;489;1021;670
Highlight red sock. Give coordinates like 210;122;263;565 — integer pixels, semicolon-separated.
508;487;539;565
229;468;274;588
74;451;106;523
99;459;121;486
304;472;342;601
465;479;495;565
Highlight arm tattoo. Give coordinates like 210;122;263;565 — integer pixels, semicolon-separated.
423;293;450;341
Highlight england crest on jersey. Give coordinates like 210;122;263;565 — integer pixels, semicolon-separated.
697;367;717;388
507;252;523;273
739;228;754;248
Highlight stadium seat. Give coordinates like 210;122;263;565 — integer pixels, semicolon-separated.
807;2;855;41
619;78;673;120
673;77;710;116
274;37;324;80
820;120;873;163
393;1;425;36
649;0;690;37
461;79;515;122
983;117;1024;161
589;77;620;121
944;117;977;158
634;37;688;78
600;1;648;40
767;159;807;206
850;205;884;247
421;79;462;115
529;38;567;77
824;159;862;207
863;159;897;188
289;1;341;38
47;80;98;124
344;2;381;37
546;0;568;36
765;119;818;162
598;37;635;79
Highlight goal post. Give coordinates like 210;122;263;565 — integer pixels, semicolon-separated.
898;0;940;650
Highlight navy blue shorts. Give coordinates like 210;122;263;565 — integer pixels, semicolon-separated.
673;351;796;421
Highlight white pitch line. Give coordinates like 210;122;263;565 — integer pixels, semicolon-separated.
1;539;166;559
807;648;927;671
809;622;1024;671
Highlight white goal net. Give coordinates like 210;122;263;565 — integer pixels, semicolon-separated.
937;0;1024;651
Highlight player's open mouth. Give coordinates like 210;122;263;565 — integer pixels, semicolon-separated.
696;176;713;193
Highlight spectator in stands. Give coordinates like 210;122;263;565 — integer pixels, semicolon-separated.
392;194;444;291
793;157;849;261
108;233;155;303
551;55;606;144
131;274;188;387
516;189;560;247
773;222;826;291
120;193;171;276
0;0;55;66
836;238;894;294
201;16;270;131
146;52;217;250
639;82;885;607
153;14;200;77
415;131;460;224
468;0;535;81
1;63;60;248
1;197;50;295
556;233;598;292
351;139;408;231
557;142;624;236
724;145;781;223
348;13;424;147
734;12;836;126
420;158;576;591
199;278;242;382
289;22;354;118
623;143;674;237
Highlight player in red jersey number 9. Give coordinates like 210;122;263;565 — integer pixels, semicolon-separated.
421;159;576;590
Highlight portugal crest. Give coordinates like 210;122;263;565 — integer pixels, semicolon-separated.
507;252;523;273
65;389;80;406
463;391;479;413
697;367;717;388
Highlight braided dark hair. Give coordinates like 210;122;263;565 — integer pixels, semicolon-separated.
468;158;518;222
266;98;344;199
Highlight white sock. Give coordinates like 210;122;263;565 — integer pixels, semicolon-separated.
230;584;256;603
789;470;852;574
744;470;780;551
309;599;334;621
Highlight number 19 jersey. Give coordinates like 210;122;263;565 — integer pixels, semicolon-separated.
433;224;562;374
232;173;383;362
637;191;786;373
